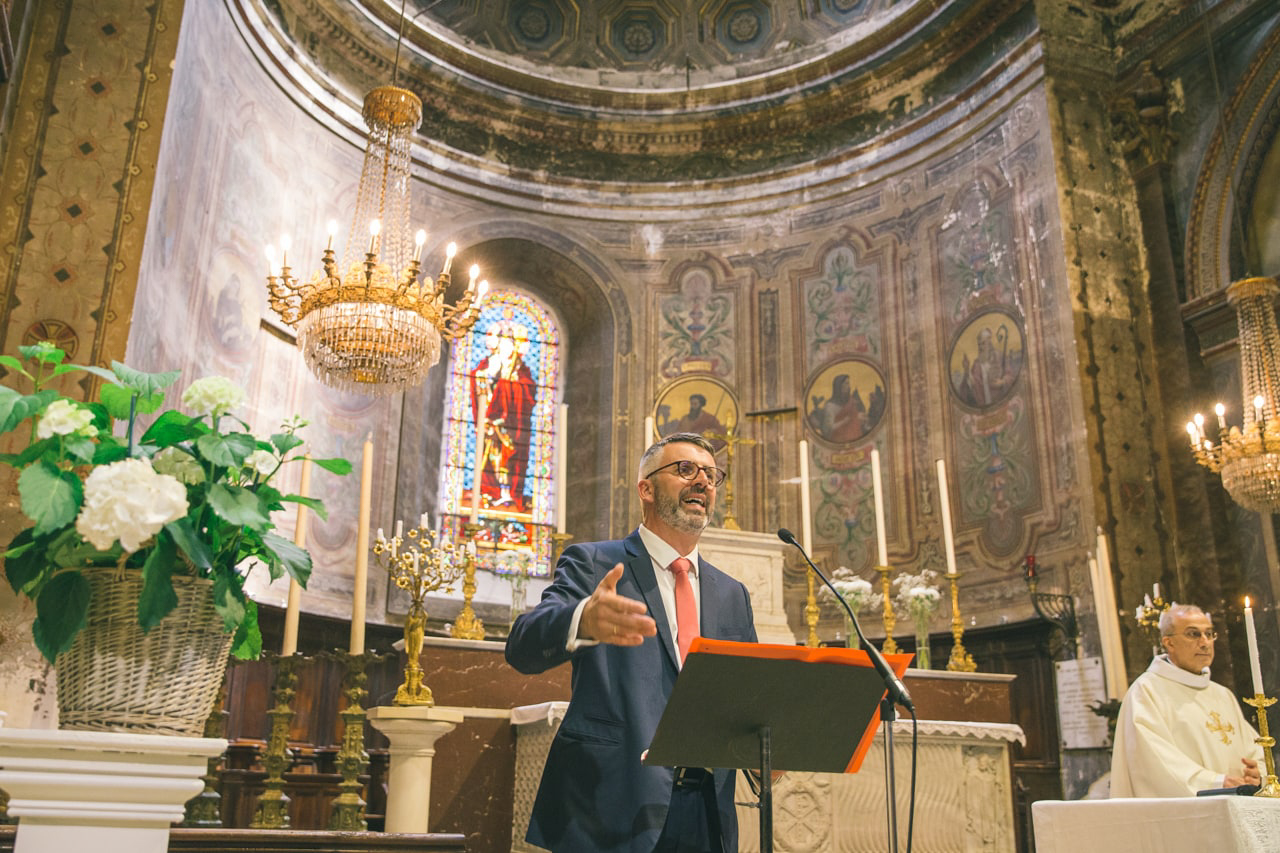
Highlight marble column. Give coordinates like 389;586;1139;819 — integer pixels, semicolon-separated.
367;705;464;833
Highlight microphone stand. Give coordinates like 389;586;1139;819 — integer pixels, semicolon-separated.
777;529;912;853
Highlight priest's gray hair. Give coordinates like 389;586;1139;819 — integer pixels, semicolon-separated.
1159;603;1209;636
638;432;717;482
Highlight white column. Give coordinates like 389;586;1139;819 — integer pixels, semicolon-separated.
367;705;465;833
0;728;225;853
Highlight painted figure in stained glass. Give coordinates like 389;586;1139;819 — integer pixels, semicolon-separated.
471;322;537;512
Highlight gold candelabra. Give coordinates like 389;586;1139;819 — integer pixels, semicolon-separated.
184;668;230;827
1244;694;1280;797
251;653;302;828
703;415;757;531
1187;276;1280;513
374;523;464;706
804;567;820;647
944;571;977;672
451;521;486;640
328;650;376;830
876;564;899;654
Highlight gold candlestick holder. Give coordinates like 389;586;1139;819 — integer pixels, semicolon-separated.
943;571;977;672
875;564;899;654
328;650;375;830
804;567;820;647
375;524;464;706
1244;694;1280;797
704;417;757;531
184;667;231;827
451;521;486;640
251;652;303;828
551;531;573;563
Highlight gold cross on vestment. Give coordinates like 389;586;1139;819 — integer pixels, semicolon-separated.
1206;711;1235;745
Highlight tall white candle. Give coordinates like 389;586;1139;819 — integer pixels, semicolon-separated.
1093;528;1128;699
799;439;813;553
281;455;311;656
871;448;888;566
1153;582;1161;601
351;434;373;655
471;413;484;523
556;403;569;534
935;459;958;575
644;416;655;446
1244;597;1266;696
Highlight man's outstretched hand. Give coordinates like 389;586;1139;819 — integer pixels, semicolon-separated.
579;564;657;645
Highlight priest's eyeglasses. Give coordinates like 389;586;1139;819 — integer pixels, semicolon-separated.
1170;628;1218;642
645;459;727;487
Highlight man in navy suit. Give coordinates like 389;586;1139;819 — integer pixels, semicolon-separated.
506;433;758;853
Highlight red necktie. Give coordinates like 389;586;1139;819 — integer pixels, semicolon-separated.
669;557;698;663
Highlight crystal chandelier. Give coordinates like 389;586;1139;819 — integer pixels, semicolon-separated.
265;83;487;395
1187;276;1280;513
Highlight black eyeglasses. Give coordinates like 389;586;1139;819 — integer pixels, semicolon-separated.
1168;628;1218;642
644;459;727;487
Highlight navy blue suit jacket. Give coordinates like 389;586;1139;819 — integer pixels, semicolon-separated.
505;530;758;853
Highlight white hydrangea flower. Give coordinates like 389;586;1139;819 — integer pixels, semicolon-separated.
181;376;246;419
244;449;277;478
75;458;189;552
151;446;205;485
36;399;95;440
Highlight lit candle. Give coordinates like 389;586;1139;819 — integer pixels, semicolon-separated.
279;235;291;268
644;416;655;446
414;229;427;264
1193;412;1205;439
1153;582;1161;601
442;241;457;276
351;434;373;655
870;447;888;566
1255;394;1265;424
1186;421;1199;449
477;279;490;299
556;403;568;534
935;458;958;575
281;455;311;656
799;439;813;553
368;219;381;255
325;219;338;251
420;511;431;530
468;264;479;291
1214;403;1226;431
1244;597;1265;696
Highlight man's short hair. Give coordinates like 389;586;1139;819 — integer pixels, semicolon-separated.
1159;603;1209;636
689;393;707;407
638;432;716;482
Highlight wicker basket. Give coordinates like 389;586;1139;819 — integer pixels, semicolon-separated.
55;567;234;737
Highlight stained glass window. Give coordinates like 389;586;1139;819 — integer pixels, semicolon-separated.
439;290;561;577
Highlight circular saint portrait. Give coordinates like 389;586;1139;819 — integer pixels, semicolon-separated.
804;359;887;445
948;309;1025;409
653;376;738;452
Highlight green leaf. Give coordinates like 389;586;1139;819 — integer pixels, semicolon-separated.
111;361;180;397
207;483;270;529
4;528;48;593
19;342;64;365
64;434;96;464
18;461;82;536
91;440;130;465
51;363;119;385
261;531;312;588
138;535;179;631
212;570;247;634
230;598;261;660
99;383;140;421
0;354;31;377
31;570;90;663
195;431;257;468
0;388;59;434
312;456;353;476
269;432;305;455
166;516;213;571
140;409;204;446
281;494;328;521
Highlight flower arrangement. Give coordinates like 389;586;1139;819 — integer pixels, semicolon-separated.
0;342;351;663
894;568;943;668
820;566;875;648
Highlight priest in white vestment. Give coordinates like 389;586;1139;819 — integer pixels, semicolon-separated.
1111;603;1263;797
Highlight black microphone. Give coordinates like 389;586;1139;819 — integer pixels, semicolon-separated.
777;528;914;712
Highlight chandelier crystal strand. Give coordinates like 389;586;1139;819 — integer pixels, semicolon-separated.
266;85;486;395
1188;276;1280;513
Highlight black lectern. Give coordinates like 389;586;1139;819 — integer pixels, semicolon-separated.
644;638;912;852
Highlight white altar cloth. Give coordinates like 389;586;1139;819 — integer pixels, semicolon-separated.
1032;796;1280;853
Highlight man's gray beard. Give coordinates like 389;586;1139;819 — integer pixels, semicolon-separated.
655;488;710;535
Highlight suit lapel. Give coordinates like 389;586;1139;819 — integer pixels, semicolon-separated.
625;531;680;669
